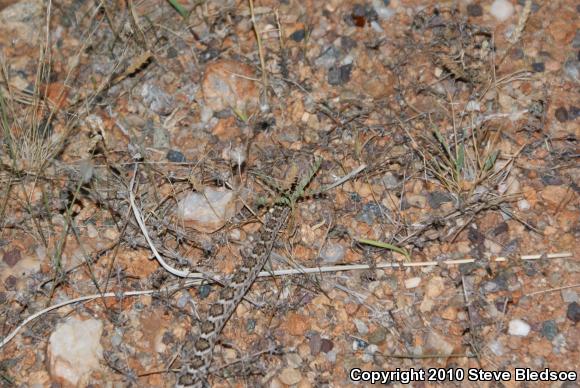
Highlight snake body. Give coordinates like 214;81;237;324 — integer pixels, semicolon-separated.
177;204;290;387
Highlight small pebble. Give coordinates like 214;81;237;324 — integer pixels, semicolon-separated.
320;338;334;353
341;36;357;51
405;277;421;289
326;350;337;363
508;319;531;336
289;29;305;42
319;242;345;264
353;319;369;335
488;339;505;356
367;327;387;345
554;107;569;122
278;367;301;386
166;149;186;163
467;3;483;17
566;302;580;323
328;64;353;85
563;59;580;82
3;249;22;267
428;191;453;209
517;199;531;210
382;172;399;189
561;289;578;303
531;62;545;72
86;224;99;239
540;320;558;341
490;0;514;21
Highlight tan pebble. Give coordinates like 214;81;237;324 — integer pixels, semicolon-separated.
297;378;313;388
286;313;309;336
86;224;99;239
202;60;259;114
269;377;284;388
440;306;458;321
279;367;302;385
404;277;421;289
420;297;434;313
358;183;373;198
541;185;570;209
425;276;445;298
103;228;119;241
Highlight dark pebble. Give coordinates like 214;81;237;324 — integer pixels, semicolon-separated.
428;191;453;209
555;107;569;122
328;63;353;85
289;29;306;42
3;249;22;267
531;62;545;72
566;301;580;323
341;36;358;51
467;3;483;17
569;106;580;119
320;338;334;353
4;275;17;290
356;202;385;225
540;320;558;340
198;284;212;299
523;261;537;276
166;46;179;59
167;149;186;163
492;222;509;236
540;174;563;186
162;331;174;345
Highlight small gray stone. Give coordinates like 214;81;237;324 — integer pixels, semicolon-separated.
328;64;353;86
315;46;340;69
356;202;385;225
309;332;322;355
540;320;558;341
353;319;369;335
167;149;186;163
381;172;399;189
427;191;453;209
319;242;345;264
368;327;387;345
563;59;580;82
141;83;174;115
153;126;170;148
561;289;578;303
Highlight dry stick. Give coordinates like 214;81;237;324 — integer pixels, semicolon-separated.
248;0;269;111
1;251;574;349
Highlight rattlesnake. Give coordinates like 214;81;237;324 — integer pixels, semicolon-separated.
177;204;290;387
